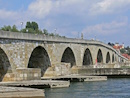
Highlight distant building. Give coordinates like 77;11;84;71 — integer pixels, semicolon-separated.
122;54;130;60
113;43;124;50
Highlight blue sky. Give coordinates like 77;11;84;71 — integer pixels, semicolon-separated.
0;0;130;46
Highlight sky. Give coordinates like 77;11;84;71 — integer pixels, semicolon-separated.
0;0;130;46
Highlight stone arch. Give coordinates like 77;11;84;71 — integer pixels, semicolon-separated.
112;54;115;63
0;47;11;81
61;47;76;67
28;46;51;76
121;58;124;63
115;56;117;62
83;48;93;66
118;57;120;62
106;52;110;63
97;49;103;63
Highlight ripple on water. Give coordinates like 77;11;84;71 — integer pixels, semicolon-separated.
45;78;130;98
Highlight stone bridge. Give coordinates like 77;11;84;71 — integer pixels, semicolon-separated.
0;30;128;81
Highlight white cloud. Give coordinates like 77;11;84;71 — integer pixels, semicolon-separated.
0;9;18;20
82;19;128;35
28;0;53;18
27;0;130;18
89;0;130;15
1;0;130;21
27;0;99;18
0;0;130;33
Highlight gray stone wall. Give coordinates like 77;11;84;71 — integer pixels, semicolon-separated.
0;31;128;81
0;38;125;72
71;67;130;76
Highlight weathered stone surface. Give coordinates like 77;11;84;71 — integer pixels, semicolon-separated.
0;30;128;81
71;66;130;76
15;68;41;81
2;68;41;82
0;80;70;88
0;86;45;98
2;73;15;82
44;63;71;77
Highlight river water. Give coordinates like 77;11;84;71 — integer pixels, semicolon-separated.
45;78;130;98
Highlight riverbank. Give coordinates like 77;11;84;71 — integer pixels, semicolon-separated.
0;86;45;98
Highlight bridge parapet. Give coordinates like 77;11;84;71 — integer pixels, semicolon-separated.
0;30;127;61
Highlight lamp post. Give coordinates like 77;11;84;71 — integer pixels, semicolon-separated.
21;22;23;31
95;35;96;40
78;32;79;39
54;28;57;34
54;28;57;37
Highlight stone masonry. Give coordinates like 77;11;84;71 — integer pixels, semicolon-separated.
0;30;128;81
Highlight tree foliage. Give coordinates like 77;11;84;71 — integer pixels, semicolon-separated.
1;25;19;32
120;49;126;54
0;21;65;38
120;47;130;55
43;29;49;35
26;21;38;30
24;21;41;34
108;42;114;47
12;25;19;32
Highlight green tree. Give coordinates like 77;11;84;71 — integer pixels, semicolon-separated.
1;25;11;31
127;49;130;55
32;22;38;30
108;42;114;47
25;28;35;33
24;21;40;34
26;22;31;29
125;46;130;50
11;25;19;32
26;21;38;30
1;25;19;32
120;48;126;54
43;29;49;35
37;29;42;34
0;22;65;38
49;33;54;36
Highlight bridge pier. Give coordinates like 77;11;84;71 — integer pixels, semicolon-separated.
0;31;128;82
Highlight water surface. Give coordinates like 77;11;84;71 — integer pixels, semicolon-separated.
45;78;130;98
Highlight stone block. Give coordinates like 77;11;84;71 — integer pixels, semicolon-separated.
44;63;71;77
2;73;15;82
15;68;41;81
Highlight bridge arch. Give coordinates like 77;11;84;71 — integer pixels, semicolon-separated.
112;54;115;63
61;47;76;67
83;48;93;66
97;49;103;63
28;46;51;76
115;56;117;62
106;52;110;63
0;47;11;81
